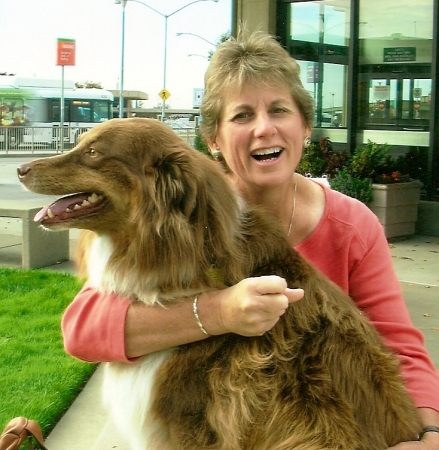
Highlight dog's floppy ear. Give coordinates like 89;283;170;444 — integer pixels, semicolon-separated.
154;150;199;220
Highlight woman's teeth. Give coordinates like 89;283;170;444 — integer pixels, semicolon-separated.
252;147;283;161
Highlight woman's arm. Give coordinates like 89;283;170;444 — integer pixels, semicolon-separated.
349;230;439;413
62;277;304;362
297;191;439;415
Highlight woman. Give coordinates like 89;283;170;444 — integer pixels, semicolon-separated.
62;32;439;448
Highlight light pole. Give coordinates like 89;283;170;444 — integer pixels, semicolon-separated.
188;53;209;60
118;0;127;118
176;32;216;46
115;0;219;122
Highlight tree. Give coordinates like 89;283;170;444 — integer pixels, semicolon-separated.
193;130;211;157
207;32;230;60
153;102;171;109
75;81;103;89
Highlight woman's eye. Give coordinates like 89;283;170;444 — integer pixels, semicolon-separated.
271;107;286;115
232;111;252;122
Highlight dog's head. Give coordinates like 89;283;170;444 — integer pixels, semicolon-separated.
18;118;241;279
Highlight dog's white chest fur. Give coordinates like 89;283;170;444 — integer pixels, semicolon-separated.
87;236;173;449
87;236;113;287
87;236;160;305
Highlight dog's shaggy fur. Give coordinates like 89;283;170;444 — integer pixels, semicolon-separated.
18;118;420;450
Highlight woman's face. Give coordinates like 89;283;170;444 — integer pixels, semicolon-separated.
211;83;310;192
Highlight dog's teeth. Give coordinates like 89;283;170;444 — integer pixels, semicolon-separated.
88;193;99;204
81;200;90;207
47;209;54;219
65;207;72;212
73;204;82;211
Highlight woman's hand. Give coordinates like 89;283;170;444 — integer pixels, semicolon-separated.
388;408;439;449
202;275;304;336
388;432;439;449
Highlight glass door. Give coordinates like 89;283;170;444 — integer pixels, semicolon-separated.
358;65;431;130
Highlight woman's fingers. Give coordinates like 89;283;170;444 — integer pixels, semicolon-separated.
218;276;304;336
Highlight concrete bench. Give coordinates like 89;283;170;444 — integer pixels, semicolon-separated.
0;199;69;269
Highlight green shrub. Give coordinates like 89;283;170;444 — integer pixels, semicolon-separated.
349;140;391;181
329;168;373;204
193;129;211;158
297;142;326;177
326;140;425;203
297;138;348;178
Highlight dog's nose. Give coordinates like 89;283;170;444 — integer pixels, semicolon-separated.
17;163;31;179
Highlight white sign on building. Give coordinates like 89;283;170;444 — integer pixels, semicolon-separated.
193;88;204;108
373;85;390;101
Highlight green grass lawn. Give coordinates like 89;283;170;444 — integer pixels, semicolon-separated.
0;268;96;438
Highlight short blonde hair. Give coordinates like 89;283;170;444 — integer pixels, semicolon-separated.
200;31;314;143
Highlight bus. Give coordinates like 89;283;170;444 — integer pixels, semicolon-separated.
0;76;113;149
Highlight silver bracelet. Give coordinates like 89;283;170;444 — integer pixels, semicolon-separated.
418;426;439;440
193;295;210;336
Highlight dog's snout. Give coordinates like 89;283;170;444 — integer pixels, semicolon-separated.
17;163;31;179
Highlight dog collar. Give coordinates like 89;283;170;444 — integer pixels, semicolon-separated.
206;266;225;285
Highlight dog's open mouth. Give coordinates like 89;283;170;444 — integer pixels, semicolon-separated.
34;192;107;225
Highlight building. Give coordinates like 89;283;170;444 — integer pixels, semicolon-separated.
233;0;438;198
110;89;201;123
110;90;149;118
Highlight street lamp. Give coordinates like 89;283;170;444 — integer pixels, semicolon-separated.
176;32;216;47
115;0;219;121
188;53;209;60
118;0;127;118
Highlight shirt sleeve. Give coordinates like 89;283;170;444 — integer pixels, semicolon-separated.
297;187;439;413
347;213;439;412
62;284;133;363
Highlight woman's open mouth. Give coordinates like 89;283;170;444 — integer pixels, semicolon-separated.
251;147;283;162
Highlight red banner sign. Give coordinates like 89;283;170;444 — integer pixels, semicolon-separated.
57;38;76;66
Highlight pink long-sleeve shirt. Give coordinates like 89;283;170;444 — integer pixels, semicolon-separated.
61;185;439;412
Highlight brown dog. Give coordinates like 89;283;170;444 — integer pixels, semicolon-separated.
18;118;420;450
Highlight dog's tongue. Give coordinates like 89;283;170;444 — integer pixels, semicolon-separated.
34;193;89;222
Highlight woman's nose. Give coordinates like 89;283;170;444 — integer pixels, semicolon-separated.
254;113;277;137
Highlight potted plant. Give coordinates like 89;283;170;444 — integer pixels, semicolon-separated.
329;141;422;239
297;138;372;204
299;139;425;238
328;168;373;205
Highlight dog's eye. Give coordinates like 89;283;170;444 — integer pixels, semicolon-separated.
86;147;99;157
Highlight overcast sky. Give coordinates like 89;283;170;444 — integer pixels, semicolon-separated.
0;0;231;108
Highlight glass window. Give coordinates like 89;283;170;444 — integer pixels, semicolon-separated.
93;100;111;122
358;0;434;130
291;1;350;46
50;100;71;123
298;61;347;127
71;101;92;123
289;0;351;129
359;0;433;42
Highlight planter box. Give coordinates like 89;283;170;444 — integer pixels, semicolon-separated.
416;201;439;237
369;181;422;239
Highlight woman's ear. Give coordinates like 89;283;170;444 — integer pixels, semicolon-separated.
205;138;230;173
206;138;219;156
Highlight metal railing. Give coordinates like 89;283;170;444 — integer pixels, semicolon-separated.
0;125;197;154
0;126;91;154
